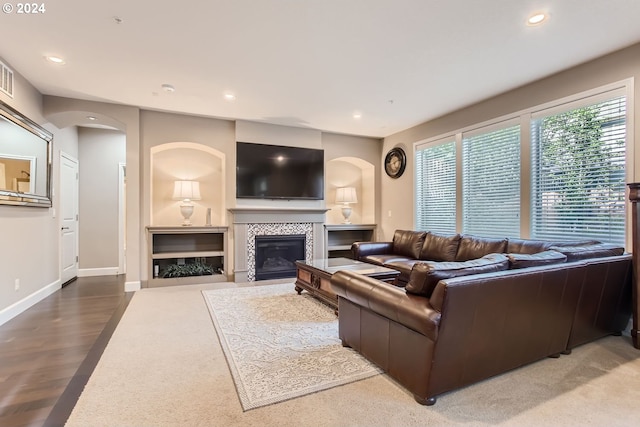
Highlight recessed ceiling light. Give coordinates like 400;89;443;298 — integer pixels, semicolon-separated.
45;55;66;65
353;112;362;119
224;93;236;101
161;84;175;93
87;116;97;121
527;12;548;26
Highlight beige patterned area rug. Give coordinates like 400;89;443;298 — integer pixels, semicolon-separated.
202;283;381;411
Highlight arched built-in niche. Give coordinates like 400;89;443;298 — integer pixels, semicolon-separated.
151;142;225;226
326;157;375;224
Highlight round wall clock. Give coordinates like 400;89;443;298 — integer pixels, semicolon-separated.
384;147;406;179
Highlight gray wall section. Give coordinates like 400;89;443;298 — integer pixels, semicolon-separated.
78;127;126;270
43;96;141;290
0;56;79;321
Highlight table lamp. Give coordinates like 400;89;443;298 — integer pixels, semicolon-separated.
335;187;357;224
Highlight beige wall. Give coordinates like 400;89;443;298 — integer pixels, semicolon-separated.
140;109;236;220
237;120;323;148
326;160;364;224
323;133;381;227
381;42;640;241
78;127;126;271
141;113;381;282
151;144;225;226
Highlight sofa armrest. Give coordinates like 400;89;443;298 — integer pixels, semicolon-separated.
331;270;441;340
351;241;394;260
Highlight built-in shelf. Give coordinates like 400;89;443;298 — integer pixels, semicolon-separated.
151;251;225;260
146;226;228;287
325;224;376;258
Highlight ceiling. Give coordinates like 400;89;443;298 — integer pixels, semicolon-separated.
2;0;640;138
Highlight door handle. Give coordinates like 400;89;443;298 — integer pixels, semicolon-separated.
61;227;70;230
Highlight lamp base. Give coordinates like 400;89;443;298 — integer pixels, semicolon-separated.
341;205;353;224
180;202;194;226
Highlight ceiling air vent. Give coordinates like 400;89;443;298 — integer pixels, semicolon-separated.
0;60;14;98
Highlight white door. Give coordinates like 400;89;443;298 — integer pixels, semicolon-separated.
60;153;79;284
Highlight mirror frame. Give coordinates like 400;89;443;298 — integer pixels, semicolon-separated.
0;100;53;207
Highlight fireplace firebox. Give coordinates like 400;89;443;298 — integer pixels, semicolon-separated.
255;234;306;281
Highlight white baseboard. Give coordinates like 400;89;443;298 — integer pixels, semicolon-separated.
125;281;141;292
78;267;120;277
0;279;61;326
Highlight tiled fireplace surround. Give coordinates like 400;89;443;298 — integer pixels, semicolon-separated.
230;208;329;283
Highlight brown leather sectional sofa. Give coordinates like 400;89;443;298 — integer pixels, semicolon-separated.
331;230;632;405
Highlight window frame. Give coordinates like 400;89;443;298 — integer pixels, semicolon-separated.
461;118;521;237
415;136;457;234
413;79;634;249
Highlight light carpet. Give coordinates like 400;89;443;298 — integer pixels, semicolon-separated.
65;282;640;427
202;283;381;410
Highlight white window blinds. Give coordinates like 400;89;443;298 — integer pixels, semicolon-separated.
415;140;456;233
530;95;627;245
462;122;521;237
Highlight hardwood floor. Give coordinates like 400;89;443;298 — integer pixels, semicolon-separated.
0;275;130;427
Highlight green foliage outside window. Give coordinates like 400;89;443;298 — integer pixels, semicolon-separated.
533;97;626;242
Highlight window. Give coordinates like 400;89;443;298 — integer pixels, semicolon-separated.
530;96;627;244
462;122;521;237
415;84;628;245
415;139;456;233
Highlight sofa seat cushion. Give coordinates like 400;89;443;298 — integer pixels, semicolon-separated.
384;259;419;276
549;243;625;262
361;254;415;267
419;232;461;262
456;236;508;261
392;229;427;259
507;250;567;269
405;253;509;298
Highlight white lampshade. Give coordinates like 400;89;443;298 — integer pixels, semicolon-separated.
173;180;201;200
335;187;357;204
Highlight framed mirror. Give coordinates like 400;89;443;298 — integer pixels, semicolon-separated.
0;100;52;207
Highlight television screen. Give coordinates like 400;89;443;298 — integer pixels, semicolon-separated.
236;142;324;200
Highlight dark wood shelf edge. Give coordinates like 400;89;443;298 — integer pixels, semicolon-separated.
627;182;640;349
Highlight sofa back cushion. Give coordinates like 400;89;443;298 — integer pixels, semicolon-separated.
506;238;552;254
419;232;461;261
405;253;509;298
455;235;508;261
548;243;624;262
392;230;427;259
507;250;567;269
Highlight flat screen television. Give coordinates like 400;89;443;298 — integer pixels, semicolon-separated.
236;142;324;200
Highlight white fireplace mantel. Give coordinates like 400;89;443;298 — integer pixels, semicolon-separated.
229;207;329;224
229;207;329;282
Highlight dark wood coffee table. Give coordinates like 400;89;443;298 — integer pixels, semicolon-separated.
295;257;399;312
